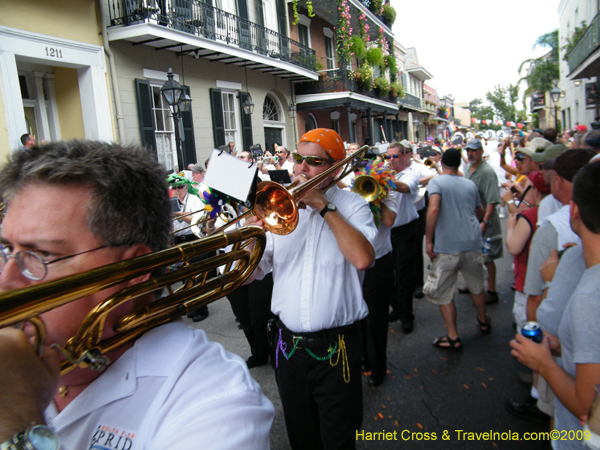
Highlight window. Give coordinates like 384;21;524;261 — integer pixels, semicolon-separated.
298;24;309;47
263;95;280;121
331;118;340;134
151;86;174;133
305;114;317;132
323;28;336;71
222;91;239;148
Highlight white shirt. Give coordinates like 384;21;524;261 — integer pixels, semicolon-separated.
281;159;295;176
537;194;562;226
407;161;435;211
46;321;274;450
372;191;399;259
258;186;377;333
392;170;419;228
173;193;204;236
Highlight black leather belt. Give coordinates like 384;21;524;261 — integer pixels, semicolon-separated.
277;320;359;348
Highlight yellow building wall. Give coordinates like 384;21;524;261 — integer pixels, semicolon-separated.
53;67;86;140
0;0;101;46
0;88;8;159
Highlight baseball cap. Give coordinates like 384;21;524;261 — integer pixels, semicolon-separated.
530;143;569;163
399;140;413;150
518;137;552;158
190;163;205;173
464;139;483;150
300;128;345;161
527;171;550;195
441;148;461;167
545;149;595;182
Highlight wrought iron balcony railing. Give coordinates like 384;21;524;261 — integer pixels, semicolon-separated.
398;93;421;110
295;69;400;105
567;11;600;74
108;0;316;71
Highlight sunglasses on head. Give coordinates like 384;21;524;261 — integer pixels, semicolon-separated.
514;153;526;161
291;152;334;166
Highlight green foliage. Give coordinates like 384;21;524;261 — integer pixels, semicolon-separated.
306;0;315;17
353;63;374;91
350;36;366;60
366;47;383;67
486;84;520;123
382;5;396;25
384;54;396;74
563;21;588;60
369;0;383;14
518;29;559;102
291;0;299;25
531;112;540;129
373;76;389;93
390;81;405;98
469;98;495;121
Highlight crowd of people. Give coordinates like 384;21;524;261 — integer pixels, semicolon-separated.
0;122;599;449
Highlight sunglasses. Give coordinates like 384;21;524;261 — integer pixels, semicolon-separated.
514;153;526;161
383;154;402;159
275;150;285;154
291;152;334;166
174;185;187;190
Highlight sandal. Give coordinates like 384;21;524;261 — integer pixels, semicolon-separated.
432;336;462;352
477;315;492;335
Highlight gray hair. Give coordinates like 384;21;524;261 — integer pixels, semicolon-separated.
0;140;172;252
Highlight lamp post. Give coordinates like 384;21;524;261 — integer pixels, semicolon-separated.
413;117;420;141
550;85;562;130
161;68;190;171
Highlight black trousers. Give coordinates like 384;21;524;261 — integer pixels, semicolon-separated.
277;324;363;450
390;219;418;322
361;252;393;378
413;205;427;289
227;273;274;361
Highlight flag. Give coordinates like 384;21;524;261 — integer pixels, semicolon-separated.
444;108;450;119
448;121;457;135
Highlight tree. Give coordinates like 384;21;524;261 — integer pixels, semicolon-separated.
518;29;560;101
468;98;501;130
486;84;521;123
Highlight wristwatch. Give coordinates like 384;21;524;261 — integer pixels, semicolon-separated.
319;202;337;218
482;220;490;226
1;425;61;450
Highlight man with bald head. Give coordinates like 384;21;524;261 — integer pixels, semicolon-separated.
247;128;377;449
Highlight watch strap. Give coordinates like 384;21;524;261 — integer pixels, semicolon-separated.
319;202;336;218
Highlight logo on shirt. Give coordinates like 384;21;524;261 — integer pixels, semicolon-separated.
89;425;136;450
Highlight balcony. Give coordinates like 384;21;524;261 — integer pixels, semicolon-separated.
398;93;421;110
530;93;546;111
107;0;316;74
567;11;600;78
295;69;399;106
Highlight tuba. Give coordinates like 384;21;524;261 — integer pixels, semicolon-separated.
0;226;265;375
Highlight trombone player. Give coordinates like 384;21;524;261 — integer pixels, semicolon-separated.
0;141;273;449
246;128;377;450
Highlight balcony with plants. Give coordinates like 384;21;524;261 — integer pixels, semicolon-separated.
295;2;402;106
564;17;597;75
107;0;316;71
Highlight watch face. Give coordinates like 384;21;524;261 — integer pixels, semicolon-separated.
27;426;61;450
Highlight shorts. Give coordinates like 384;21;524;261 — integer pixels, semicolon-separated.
513;290;527;333
484;236;503;263
425;251;487;305
537;373;556;416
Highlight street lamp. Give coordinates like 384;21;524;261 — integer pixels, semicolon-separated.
161;68;190;171
413;117;420;140
550;85;562;129
287;102;297;119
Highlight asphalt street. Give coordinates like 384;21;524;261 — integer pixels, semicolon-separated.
188;217;553;449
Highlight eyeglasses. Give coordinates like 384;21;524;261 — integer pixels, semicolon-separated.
291;152;334;166
0;245;107;281
175;185;187;190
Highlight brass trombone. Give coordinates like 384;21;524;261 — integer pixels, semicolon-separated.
352;175;381;203
204;145;369;236
0;226;266;375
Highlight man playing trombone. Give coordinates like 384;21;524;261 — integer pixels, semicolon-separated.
246;129;377;450
0;141;274;449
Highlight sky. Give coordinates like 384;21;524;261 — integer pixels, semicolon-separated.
391;0;561;105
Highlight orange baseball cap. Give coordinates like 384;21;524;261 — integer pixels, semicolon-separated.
300;128;345;161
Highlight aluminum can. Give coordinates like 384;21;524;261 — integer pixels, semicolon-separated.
521;321;543;343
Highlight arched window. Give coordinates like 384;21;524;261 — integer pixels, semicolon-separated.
263;94;281;121
305;114;317;132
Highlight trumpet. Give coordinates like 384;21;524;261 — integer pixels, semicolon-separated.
352;175;381;203
424;158;435;168
0;226;266;375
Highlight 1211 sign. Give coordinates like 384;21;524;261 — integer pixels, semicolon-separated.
45;47;63;59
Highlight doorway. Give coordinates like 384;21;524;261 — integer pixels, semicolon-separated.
264;127;282;154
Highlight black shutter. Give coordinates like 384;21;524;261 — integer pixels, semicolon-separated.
236;0;252;50
239;92;253;152
209;88;226;148
134;79;157;157
181;85;196;164
275;0;288;59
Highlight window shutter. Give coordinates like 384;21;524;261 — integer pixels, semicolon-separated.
209;88;226;148
181;85;197;164
236;0;252;50
134;79;157;157
239;92;253;152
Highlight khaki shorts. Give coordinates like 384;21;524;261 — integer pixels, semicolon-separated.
424;251;487;305
484;236;503;263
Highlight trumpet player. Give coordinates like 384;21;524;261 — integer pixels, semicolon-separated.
0;141;274;449
246;128;377;450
